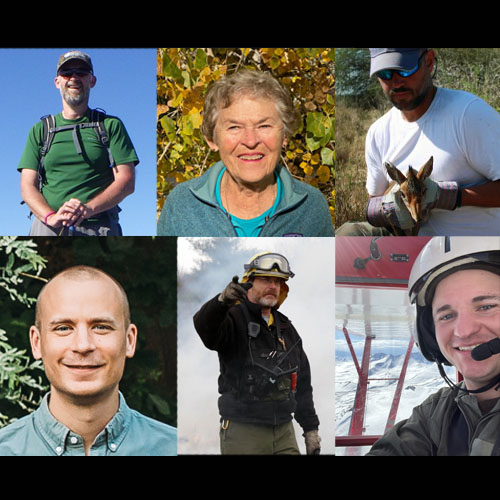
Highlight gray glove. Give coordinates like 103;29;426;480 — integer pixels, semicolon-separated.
218;276;251;306
304;430;321;455
366;190;416;232
422;177;460;211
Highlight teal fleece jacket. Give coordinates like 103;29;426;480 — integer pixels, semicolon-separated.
157;161;334;237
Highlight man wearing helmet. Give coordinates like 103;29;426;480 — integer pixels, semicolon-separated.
368;236;500;456
193;252;321;455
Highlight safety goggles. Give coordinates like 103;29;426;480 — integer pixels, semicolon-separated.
58;68;92;78
376;50;428;81
244;253;295;278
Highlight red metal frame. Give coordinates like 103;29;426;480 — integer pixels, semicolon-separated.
385;336;414;431
336;326;415;451
335;236;435;452
346;329;373;439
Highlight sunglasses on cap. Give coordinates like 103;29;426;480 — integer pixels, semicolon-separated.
58;68;92;78
376;50;428;81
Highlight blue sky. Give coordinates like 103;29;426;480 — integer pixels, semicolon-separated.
0;48;157;236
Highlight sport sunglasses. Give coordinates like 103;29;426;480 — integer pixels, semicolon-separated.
58;68;92;78
376;50;428;81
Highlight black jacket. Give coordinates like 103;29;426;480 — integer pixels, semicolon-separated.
193;295;319;431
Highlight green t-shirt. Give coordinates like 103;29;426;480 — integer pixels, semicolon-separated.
18;109;139;211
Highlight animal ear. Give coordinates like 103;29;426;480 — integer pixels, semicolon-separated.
385;161;407;185
417;156;433;181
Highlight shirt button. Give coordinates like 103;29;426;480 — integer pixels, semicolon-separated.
55;446;63;454
70;437;78;444
110;443;117;451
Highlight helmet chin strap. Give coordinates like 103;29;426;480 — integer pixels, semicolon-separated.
436;361;500;395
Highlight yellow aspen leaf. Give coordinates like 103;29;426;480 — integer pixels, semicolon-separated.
157;104;170;117
189;112;203;129
311;154;321;165
317;165;331;183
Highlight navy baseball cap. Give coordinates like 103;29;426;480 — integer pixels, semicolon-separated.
369;48;423;77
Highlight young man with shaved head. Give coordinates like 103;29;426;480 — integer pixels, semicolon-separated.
0;265;177;456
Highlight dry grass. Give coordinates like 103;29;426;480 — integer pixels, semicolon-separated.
335;99;387;228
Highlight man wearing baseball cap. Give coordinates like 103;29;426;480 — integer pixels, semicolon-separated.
18;50;139;236
337;48;500;237
56;50;94;73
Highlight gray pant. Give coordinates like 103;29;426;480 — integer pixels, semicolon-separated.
29;207;122;236
219;420;300;455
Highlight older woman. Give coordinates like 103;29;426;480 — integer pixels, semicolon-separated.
157;70;334;237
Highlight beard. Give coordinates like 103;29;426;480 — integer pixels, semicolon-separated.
387;80;434;112
60;84;90;107
389;89;427;111
256;294;279;308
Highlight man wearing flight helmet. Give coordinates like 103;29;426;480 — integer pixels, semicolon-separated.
193;252;321;455
368;236;500;456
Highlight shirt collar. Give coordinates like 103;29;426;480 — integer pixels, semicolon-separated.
33;392;132;455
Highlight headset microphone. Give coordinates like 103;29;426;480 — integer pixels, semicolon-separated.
471;338;500;361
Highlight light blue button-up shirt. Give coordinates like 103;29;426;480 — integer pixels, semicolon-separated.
0;392;177;456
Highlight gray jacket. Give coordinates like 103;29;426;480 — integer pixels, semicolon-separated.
367;383;500;456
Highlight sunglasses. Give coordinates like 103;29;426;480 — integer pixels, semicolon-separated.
58;68;92;78
376;50;428;81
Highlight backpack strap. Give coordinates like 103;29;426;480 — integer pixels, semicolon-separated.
89;108;115;167
36;114;57;191
39;109;115;173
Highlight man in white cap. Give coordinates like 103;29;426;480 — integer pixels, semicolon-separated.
193;252;321;455
337;48;500;237
18;50;139;236
367;236;500;455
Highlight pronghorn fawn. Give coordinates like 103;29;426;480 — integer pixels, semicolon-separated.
383;156;433;235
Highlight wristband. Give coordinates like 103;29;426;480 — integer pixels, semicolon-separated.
44;210;56;225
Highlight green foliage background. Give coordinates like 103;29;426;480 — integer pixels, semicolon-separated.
0;237;177;429
157;48;335;225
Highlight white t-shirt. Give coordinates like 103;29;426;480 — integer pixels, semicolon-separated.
365;87;500;235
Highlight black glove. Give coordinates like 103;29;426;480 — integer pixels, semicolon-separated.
218;276;252;306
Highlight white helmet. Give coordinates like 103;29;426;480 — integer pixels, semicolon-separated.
409;236;500;365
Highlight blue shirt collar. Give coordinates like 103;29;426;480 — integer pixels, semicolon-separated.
33;392;131;455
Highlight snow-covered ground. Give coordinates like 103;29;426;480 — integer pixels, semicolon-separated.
335;333;455;456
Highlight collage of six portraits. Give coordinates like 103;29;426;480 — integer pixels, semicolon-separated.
0;47;499;456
